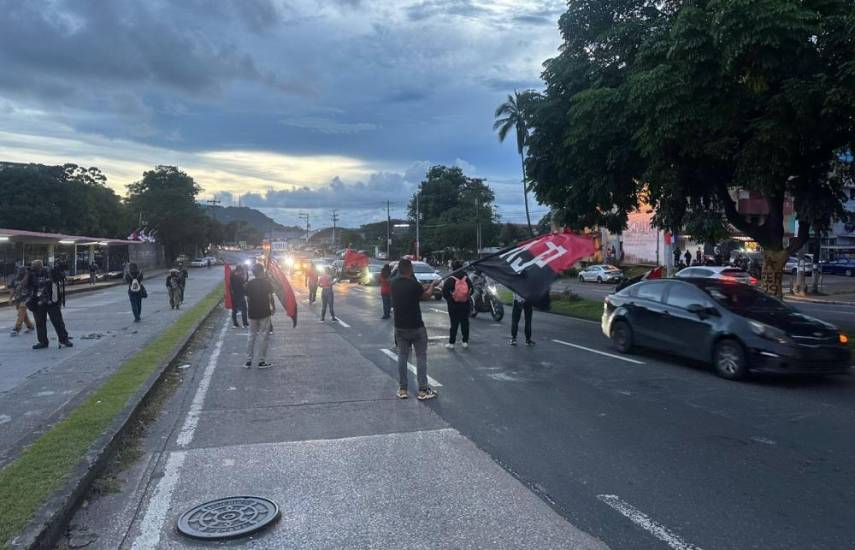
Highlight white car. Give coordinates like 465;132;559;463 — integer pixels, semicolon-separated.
390;260;443;299
189;257;208;268
784;255;813;276
676;266;758;286
578;264;624;284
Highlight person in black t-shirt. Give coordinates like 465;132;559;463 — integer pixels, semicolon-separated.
230;264;249;328
245;264;275;368
391;259;437;400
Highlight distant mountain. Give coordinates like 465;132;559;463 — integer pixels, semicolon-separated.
206;206;300;233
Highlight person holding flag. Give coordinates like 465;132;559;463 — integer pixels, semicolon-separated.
245;263;275;368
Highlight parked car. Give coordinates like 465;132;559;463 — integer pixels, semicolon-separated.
784;255;813;276
360;264;384;285
390;260;443;299
578;264;624;284
602;278;850;380
676;266;758;286
821;259;855;277
189;257;208;268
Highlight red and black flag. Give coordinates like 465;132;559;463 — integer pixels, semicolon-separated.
267;259;298;328
472;231;595;304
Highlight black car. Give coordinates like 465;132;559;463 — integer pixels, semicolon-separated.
602;278;851;380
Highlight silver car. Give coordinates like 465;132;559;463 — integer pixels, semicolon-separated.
578;264;624;284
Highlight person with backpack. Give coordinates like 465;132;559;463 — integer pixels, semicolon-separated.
379;263;392;319
9;267;34;337
25;260;72;349
125;262;146;322
442;260;473;349
319;266;337;322
166;269;182;309
177;262;189;303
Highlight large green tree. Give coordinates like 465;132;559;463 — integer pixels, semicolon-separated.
0;162;129;236
126;166;209;261
494;91;537;237
525;0;855;296
407;165;500;256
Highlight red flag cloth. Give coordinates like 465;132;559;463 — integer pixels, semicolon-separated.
472;231;595;304
268;259;298;327
645;266;664;280
344;249;369;269
224;263;233;309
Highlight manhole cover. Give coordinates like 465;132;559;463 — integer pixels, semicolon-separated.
176;496;280;540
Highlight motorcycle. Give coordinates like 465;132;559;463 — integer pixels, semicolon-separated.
470;284;504;322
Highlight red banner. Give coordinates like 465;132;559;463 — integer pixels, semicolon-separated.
268;259;298;328
344;249;369;269
224;263;233;310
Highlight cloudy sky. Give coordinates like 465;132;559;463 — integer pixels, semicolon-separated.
0;0;564;227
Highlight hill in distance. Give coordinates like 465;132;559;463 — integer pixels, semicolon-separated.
206;206;301;233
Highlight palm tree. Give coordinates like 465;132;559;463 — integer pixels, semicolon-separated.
494;90;534;236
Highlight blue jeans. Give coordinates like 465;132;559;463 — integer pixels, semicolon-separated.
321;288;335;320
129;292;143;321
381;294;391;318
231;295;248;326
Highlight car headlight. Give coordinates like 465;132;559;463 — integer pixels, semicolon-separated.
749;321;791;345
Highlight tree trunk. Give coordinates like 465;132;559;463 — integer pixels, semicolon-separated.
521;154;533;237
810;231;821;294
761;249;789;299
794;247;807;296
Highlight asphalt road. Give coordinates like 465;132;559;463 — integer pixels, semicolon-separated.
557;278;855;330
320;280;855;550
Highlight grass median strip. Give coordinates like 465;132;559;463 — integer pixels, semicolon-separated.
0;284;224;548
497;289;603;322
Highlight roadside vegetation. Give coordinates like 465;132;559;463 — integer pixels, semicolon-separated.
0;285;223;548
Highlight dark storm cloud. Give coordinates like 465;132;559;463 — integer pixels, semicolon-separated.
406;0;490;21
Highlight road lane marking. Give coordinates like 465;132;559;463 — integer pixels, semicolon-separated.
379;348;443;387
597;494;703;550
351;286;366;292
430;308;446;314
428;336;447;340
552;339;645;365
130;451;187;550
336;317;351;328
176;315;230;448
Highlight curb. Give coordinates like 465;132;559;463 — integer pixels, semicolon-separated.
784;296;855;307
10;293;224;550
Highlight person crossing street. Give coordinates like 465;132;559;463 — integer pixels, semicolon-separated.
25;260;72;349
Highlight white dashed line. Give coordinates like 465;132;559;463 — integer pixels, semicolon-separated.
131;451;187;550
552;339;645;365
427;336;447;340
379;348;443;387
176;315;231;447
430;308;445;314
597;494;703;550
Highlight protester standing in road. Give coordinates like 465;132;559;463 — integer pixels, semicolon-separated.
442;261;472;349
319;266;337;322
307;263;319;304
230;264;249;327
391;259;438;400
178;262;188;303
245;263;275;368
9;267;33;337
166;269;182;309
379;264;392;319
125;262;146;322
510;292;534;347
25;260;72;349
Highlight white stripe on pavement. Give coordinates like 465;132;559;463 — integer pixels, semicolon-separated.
428;336;447;340
430;308;445;314
176;315;231;447
379;348;443;387
130;451;187;550
552;339;645;365
351;286;366;292
336;317;351;328
597;495;703;550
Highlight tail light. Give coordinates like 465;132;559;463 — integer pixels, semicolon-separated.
749;277;758;285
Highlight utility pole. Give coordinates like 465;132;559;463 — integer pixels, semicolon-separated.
475;191;481;256
298;213;310;244
205;198;221;222
386;200;391;260
415;191;420;260
330;209;339;253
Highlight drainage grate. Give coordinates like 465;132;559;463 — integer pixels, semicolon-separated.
176;496;280;540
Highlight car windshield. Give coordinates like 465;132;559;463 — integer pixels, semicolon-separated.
413;263;434;273
701;283;788;312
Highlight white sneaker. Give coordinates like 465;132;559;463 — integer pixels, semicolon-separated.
462;342;469;349
445;343;455;350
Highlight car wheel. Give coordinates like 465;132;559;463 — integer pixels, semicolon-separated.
713;339;748;380
597;276;603;284
610;321;633;353
847;269;853;277
578;275;585;282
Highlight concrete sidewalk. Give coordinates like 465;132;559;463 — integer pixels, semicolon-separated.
68;304;608;549
0;267;224;468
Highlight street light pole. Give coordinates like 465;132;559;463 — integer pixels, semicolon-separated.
298;213;310;244
415;191;420;260
330;209;339;252
386;200;391;260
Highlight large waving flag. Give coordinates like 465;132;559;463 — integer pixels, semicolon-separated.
268;259;298;328
344;248;369;269
472;230;595;304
